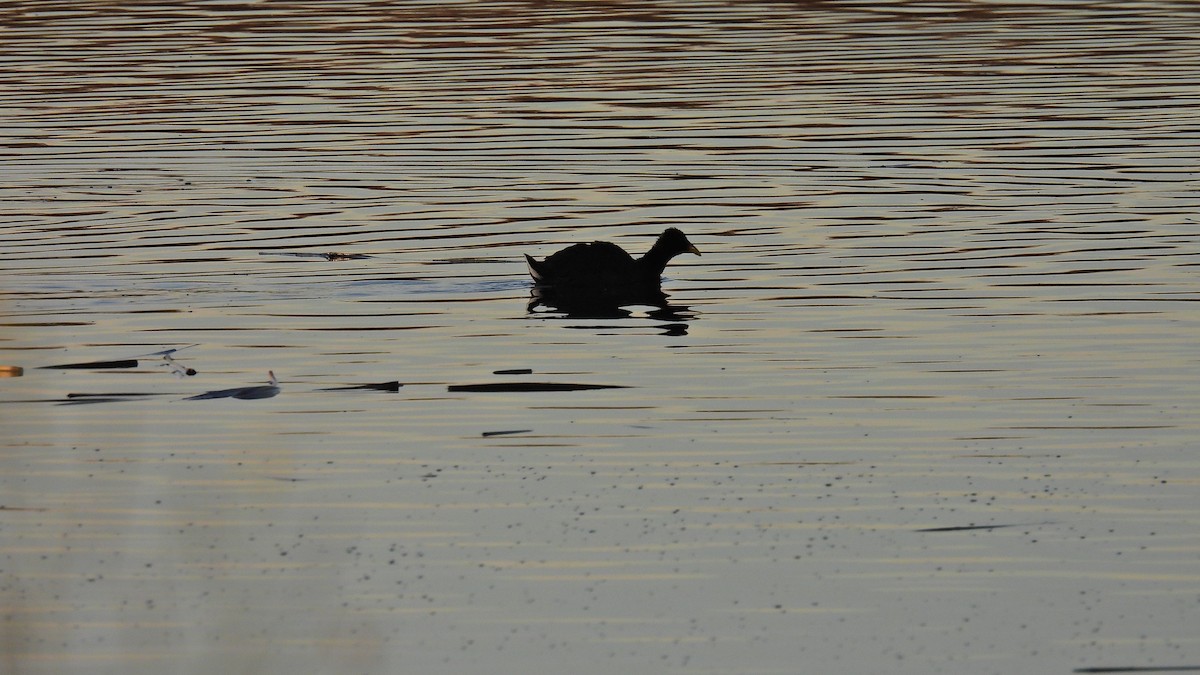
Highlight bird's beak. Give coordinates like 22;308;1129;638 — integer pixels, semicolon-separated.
687;244;701;256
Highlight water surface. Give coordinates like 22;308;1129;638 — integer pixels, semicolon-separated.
2;1;1199;673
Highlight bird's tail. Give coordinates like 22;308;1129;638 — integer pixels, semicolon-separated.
524;254;544;282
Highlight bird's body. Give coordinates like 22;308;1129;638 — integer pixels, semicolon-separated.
525;228;699;291
526;241;641;287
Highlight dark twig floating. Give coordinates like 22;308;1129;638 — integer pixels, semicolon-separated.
259;251;371;261
41;358;140;370
449;382;627;393
481;429;533;437
915;521;1053;533
59;393;162;405
525;228;700;290
1075;662;1200;667
316;381;403;392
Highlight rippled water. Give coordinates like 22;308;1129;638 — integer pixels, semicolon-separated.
2;1;1199;673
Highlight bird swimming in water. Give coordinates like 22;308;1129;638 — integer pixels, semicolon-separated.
524;228;700;291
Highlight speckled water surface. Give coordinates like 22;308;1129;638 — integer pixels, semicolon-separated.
2;1;1199;673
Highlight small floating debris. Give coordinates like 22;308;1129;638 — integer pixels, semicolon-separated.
316;381;403;392
187;371;280;400
259;251;371;261
0;365;23;377
140;345;199;377
482;429;533;437
449;382;627;393
162;355;198;377
493;368;533;375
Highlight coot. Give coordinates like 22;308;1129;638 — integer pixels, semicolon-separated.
525;228;700;290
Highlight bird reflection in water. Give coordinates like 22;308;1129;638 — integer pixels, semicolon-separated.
527;286;696;336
